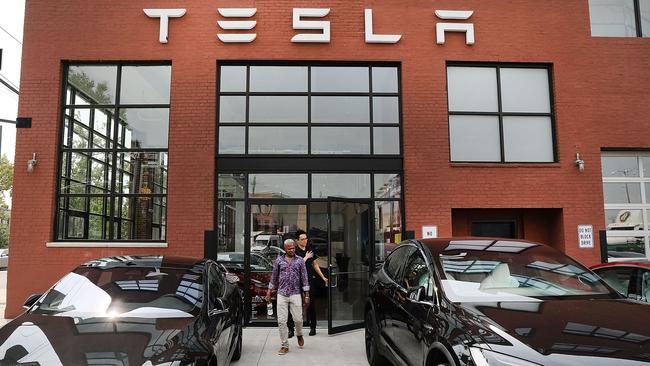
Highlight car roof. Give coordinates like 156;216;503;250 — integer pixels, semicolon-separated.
591;260;650;270
79;255;204;270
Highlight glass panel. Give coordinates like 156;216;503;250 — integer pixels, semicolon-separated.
89;196;107;215
330;271;368;328
66;108;91;126
311;97;369;123
642;157;650;177
218;173;246;199
67;65;117;104
69;152;89;193
71;120;90;149
114;196;166;240
67;215;85;238
217;201;245;252
605;209;645;230
449;115;501;162
503;116;554;162
220;66;247;92
373;97;399;124
247;204;307;322
589;0;637;37
374;174;401;198
375;201;402;261
249;127;308;154
447;67;498;112
88;214;106;240
606;234;646;257
248;174;308;198
89;152;111;193
219;96;246;123
312;174;371;198
372;67;398;93
311;67;369;92
118;152;167;194
595;268;633;295
373;127;400;155
309;202;329;263
642;0;650;37
500;68;551;113
602;156;640;177
249;96;308;123
93;108;112;137
62;119;70;147
249;66;308;92
218;127;245;154
120;65;171;104
118;108;169;149
603;183;642;203
311;127;370;155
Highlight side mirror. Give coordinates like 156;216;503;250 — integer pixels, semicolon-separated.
23;293;42;309
208;298;229;316
408;286;426;302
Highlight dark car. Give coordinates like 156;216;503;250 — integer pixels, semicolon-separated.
217;252;274;317
365;238;650;366
0;255;243;366
591;260;650;302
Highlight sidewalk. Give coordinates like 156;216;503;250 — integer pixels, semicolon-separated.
236;327;366;366
0;271;8;327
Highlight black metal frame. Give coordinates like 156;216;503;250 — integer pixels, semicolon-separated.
214;61;405;327
445;61;558;164
54;61;170;242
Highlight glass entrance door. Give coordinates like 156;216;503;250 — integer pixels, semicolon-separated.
328;198;372;334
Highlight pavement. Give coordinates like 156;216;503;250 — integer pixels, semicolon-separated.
236;327;367;366
0;270;7;327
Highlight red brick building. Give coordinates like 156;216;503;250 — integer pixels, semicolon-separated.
7;0;650;328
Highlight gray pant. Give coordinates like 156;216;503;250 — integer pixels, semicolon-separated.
277;294;303;347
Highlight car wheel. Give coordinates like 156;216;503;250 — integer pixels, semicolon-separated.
365;310;390;366
231;316;243;361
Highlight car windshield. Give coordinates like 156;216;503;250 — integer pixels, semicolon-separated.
31;266;204;318
437;240;616;302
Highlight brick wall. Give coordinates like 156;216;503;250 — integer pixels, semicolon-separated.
7;0;650;317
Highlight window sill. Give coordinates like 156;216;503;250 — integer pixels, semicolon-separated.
46;242;168;248
450;162;561;168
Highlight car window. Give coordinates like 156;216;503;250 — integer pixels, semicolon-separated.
209;263;225;301
596;267;634;296
402;251;433;298
384;245;416;284
641;270;650;302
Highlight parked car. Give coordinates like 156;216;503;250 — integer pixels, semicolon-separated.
591;260;650;302
0;249;7;270
0;255;243;365
365;238;650;366
217;251;274;317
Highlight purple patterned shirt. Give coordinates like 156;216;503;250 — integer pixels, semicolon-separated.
268;255;310;297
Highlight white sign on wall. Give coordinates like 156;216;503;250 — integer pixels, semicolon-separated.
422;226;438;239
578;224;594;248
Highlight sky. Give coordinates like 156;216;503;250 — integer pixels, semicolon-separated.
0;0;25;163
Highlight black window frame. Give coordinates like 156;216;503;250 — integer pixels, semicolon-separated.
589;0;649;38
446;62;558;164
54;61;171;242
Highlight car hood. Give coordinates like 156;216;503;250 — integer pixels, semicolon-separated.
459;299;650;365
0;313;201;365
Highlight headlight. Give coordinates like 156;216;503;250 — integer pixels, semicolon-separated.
469;347;541;366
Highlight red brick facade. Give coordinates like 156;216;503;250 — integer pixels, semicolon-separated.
7;0;650;317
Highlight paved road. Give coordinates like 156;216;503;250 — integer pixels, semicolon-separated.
237;328;366;366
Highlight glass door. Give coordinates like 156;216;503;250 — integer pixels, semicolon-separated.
328;198;372;334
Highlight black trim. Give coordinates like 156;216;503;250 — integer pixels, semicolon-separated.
217;157;403;172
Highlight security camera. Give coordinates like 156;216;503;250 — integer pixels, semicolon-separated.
575;153;585;173
27;153;38;173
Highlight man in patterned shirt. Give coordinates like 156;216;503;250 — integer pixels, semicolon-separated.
265;238;310;355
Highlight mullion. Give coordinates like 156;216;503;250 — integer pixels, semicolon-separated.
496;66;505;163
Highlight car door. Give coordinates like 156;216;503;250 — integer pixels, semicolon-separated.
207;262;230;366
394;248;433;366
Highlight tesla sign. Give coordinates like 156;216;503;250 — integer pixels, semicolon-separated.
143;8;476;45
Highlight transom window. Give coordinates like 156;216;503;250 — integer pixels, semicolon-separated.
217;64;401;156
446;63;556;163
56;63;171;241
588;0;650;37
601;152;650;259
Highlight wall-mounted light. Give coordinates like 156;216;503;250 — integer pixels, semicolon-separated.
575;152;585;173
27;153;38;173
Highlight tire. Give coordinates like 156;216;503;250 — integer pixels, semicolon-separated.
231;316;243;362
365;310;390;366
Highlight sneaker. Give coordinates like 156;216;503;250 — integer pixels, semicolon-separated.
278;347;289;355
297;335;304;348
288;329;294;338
309;328;316;336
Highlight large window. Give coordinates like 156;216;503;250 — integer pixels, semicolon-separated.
56;63;171;241
589;0;650;37
217;64;401;156
446;64;555;163
602;152;650;259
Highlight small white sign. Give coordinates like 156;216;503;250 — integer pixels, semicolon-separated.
422;226;438;239
578;225;594;248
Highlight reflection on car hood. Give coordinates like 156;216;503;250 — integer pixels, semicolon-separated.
0;313;201;365
460;299;650;365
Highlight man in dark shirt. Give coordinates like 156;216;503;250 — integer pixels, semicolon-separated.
265;239;310;355
289;230;328;336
